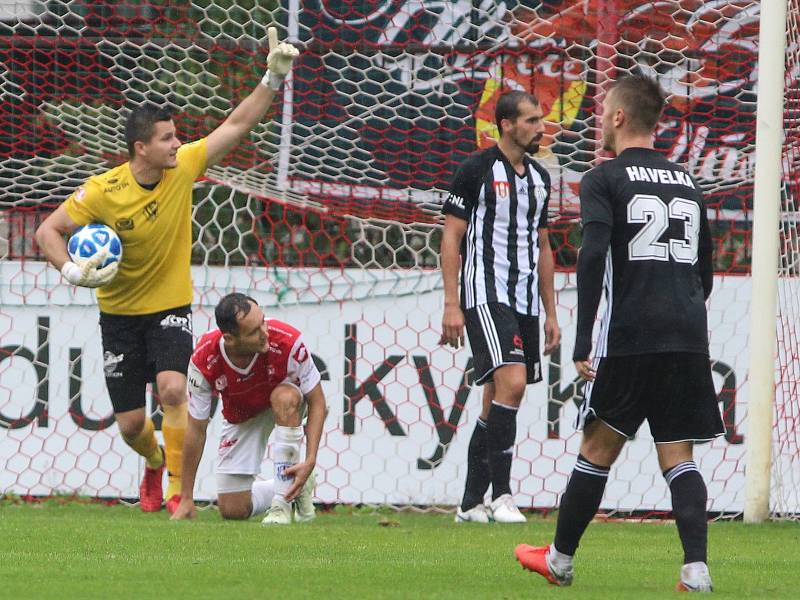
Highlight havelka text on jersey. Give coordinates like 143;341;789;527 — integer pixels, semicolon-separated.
625;165;695;188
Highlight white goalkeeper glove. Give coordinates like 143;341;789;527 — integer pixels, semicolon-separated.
60;250;118;288
261;26;299;91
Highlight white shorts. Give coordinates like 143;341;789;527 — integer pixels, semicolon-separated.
216;473;255;494
215;382;305;477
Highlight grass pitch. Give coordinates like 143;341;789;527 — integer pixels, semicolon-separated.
1;499;798;599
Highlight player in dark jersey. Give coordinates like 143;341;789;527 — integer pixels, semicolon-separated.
441;91;561;524
515;75;724;592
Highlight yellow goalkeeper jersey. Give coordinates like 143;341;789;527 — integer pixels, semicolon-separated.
64;138;207;315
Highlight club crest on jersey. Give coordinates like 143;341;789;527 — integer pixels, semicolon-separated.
494;181;510;200
142;200;158;221
215;375;227;391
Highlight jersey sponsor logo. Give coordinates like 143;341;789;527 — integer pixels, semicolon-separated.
215;374;228;391
142;200;158;221
103;181;130;193
268;324;295;337
206;354;219;369
293;343;309;363
446;194;465;209
103;351;124;378
115;217;134;231
160;314;192;335
494;181;510;200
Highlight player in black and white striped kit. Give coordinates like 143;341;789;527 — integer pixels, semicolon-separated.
441;91;561;524
515;75;724;592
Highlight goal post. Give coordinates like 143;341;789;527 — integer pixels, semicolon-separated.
745;0;791;524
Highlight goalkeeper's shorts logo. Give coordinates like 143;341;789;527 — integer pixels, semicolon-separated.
103;351;124;378
160;314;192;335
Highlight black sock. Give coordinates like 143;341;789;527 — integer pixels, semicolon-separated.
487;402;517;500
460;418;490;511
665;462;708;564
553;454;610;556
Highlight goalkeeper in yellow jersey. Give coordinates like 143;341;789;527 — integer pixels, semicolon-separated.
35;29;299;514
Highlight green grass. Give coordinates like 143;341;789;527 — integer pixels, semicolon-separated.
1;501;798;599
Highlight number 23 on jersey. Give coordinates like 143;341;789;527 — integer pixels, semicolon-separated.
627;194;700;264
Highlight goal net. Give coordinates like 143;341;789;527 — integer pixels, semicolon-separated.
0;0;797;516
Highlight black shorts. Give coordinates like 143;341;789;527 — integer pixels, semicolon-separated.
99;305;193;414
577;352;725;443
464;302;542;386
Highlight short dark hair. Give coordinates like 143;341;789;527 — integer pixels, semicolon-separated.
609;74;666;133
495;91;539;135
215;293;258;335
125;104;174;157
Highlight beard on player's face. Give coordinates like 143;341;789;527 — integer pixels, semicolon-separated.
510;128;542;155
602;126;616;153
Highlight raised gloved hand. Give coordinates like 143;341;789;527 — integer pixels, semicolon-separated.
60;250;118;288
262;26;299;91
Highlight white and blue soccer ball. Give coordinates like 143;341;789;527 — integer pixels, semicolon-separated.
67;223;123;268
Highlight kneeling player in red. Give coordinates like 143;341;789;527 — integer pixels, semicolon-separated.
171;293;326;524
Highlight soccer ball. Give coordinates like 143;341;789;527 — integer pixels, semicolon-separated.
67;223;123;269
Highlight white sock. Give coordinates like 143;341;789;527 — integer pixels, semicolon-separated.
549;544;574;572
249;479;275;517
273;425;303;501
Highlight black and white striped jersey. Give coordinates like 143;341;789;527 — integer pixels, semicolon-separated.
442;146;550;316
574;147;713;359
